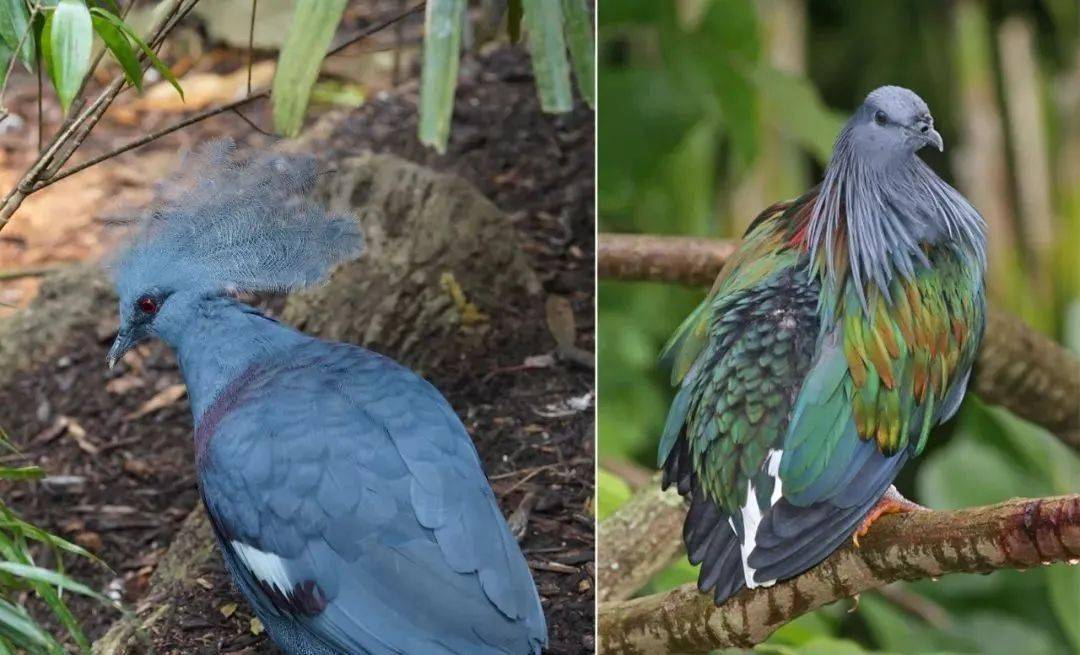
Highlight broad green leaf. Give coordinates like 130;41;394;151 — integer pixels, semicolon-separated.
91;13;141;90
271;0;347;137
521;0;572;112
560;0;594;107
418;0;466;153
0;41;11;90
0;0;34;70
91;7;181;99
596;468;631;519
47;0;93;113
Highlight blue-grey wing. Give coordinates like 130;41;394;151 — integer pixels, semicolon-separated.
200;344;546;654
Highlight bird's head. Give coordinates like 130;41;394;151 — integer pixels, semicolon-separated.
845;86;943;164
107;283;209;369
105;140;363;369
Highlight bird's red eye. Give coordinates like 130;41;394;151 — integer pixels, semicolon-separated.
138;296;158;314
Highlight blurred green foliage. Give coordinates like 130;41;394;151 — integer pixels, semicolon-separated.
598;1;1080;653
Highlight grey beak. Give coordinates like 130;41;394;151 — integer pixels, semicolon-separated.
107;332;134;370
926;127;944;152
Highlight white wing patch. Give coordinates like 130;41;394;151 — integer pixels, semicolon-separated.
733;449;784;589
231;540;295;594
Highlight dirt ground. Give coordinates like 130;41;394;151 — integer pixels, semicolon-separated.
0;22;594;655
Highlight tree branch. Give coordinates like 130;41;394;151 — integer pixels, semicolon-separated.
598;495;1080;654
0;2;426;232
596;232;1080;649
597;233;1080;446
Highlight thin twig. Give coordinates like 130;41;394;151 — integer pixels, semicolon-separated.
40;2;425;187
230;107;271;136
35;42;42;152
41;91;268;187
247;0;257;95
0;263;63;280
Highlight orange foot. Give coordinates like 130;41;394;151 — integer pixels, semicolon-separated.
853;486;927;547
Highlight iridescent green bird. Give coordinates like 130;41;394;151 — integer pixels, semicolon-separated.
659;86;986;603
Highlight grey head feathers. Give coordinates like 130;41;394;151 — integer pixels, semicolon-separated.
110;140;363;301
807;85;986;312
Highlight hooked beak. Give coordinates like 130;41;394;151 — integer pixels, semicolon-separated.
106;331;135;370
925;127;944;152
914;118;944;152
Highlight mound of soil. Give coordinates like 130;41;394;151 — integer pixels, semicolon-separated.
0;46;594;654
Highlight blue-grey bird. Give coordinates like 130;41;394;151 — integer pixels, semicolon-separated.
659;86;986;603
107;143;548;654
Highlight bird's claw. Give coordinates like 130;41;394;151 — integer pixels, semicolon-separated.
852;486;927;548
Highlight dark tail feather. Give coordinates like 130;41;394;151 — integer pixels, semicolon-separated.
748;447;909;584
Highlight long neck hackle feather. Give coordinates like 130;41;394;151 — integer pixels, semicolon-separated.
806;120;986;315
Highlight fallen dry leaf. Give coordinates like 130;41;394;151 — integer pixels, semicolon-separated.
74;531;103;552
195;577;213;591
219;602;238;619
123;458;153;479
127;384;187;420
250;617;265;636
106;375;146;395
545;295;577;350
64;418;99;454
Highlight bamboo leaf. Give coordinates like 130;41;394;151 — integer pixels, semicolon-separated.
507;0;523;43
0;41;11;90
521;0;572;112
560;0;594;108
0;563;107;602
271;0;347;137
91;13;140;90
0;0;35;70
91;7;181;99
418;0;465;153
47;0;92;113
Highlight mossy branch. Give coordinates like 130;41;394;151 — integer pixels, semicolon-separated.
598;495;1080;654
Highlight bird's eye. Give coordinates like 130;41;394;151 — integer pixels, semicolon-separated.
137;296;159;314
874;110;888;126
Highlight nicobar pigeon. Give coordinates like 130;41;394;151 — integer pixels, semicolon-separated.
658;86;987;603
107;143;547;654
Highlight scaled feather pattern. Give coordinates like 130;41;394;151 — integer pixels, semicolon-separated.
107;142;547;654
659;86;986;603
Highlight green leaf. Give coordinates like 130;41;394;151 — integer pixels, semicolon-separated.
0;597;61;652
596;468;631;520
0;0;35;71
90;7;181;99
0;562;107;602
270;0;346;137
506;0;523;43
47;0;92;113
91;13;141;90
0;467;42;481
560;0;594;108
754;67;844;164
1048;564;1080;655
0;41;11;90
521;0;572;112
418;0;466;153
